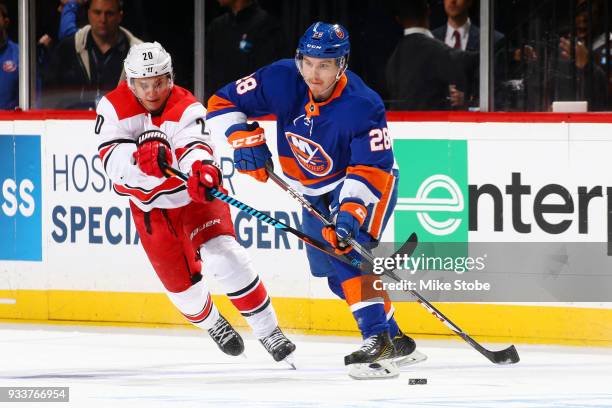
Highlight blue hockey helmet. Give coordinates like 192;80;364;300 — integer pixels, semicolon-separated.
295;22;350;78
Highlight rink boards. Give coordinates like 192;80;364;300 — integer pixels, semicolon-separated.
1;111;612;346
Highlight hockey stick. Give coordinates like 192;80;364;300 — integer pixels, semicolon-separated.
158;161;375;274
264;163;380;262
265;165;520;365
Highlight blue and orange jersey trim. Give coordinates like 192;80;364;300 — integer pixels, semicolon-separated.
304;73;348;118
206;94;240;120
364;172;396;240
346;165;394;200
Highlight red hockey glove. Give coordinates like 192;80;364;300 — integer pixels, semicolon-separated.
322;201;368;255
187;160;222;203
133;130;173;178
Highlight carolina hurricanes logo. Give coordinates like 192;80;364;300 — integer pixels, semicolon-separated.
3;60;16;73
285;132;334;177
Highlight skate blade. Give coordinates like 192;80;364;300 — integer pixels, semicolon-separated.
394;349;427;368
282;352;297;370
348;359;399;380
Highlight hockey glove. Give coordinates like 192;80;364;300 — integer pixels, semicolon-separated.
187;160;222;203
133;129;173;178
226;122;271;183
322;200;368;255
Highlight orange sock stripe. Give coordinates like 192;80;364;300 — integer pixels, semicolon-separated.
341;275;388;306
384;298;392;314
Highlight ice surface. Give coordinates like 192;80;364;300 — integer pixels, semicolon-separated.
1;323;611;408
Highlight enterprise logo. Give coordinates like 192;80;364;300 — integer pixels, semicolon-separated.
396;174;464;236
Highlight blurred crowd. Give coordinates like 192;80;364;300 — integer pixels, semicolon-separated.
0;0;610;112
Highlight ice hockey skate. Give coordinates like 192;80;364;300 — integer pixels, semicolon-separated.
207;315;245;356
259;326;297;369
345;331;399;380
392;329;427;367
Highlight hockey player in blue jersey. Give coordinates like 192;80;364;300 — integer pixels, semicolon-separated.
206;21;423;378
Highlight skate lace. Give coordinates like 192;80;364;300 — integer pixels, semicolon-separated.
261;328;286;352
359;336;378;352
208;318;235;346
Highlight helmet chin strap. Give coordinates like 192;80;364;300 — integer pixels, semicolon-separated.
315;78;340;101
306;60;347;102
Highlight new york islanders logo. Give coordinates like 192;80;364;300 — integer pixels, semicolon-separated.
3;60;16;73
285;132;334;177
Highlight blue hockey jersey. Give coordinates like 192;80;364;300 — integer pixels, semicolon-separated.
0;40;19;110
206;59;397;236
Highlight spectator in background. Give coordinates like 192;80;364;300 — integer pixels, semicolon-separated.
37;1;88;97
509;0;609;111
35;1;88;52
205;0;285;100
431;0;505;108
57;0;88;41
42;0;141;109
385;0;477;110
0;1;18;110
432;0;505;52
553;0;608;110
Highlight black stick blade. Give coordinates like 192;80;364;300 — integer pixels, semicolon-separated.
396;232;418;257
489;345;520;365
460;332;521;365
381;232;418;278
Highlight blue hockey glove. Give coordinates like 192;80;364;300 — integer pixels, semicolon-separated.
322;200;368;254
226;122;271;182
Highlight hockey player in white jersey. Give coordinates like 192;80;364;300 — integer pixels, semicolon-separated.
95;41;295;364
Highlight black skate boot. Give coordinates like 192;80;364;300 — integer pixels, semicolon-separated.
345;331;398;380
259;326;296;367
207;315;244;356
392;329;427;367
344;330;396;365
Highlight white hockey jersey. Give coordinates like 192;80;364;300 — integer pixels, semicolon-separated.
96;81;215;211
